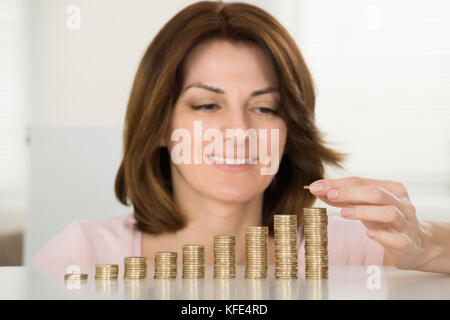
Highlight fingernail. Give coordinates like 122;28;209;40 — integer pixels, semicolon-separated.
328;189;339;199
367;229;376;237
342;207;354;217
309;183;323;192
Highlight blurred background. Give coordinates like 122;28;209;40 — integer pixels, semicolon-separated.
0;0;449;266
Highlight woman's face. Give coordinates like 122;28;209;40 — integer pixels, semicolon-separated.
168;38;287;203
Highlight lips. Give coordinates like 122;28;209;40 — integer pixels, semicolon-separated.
206;154;258;165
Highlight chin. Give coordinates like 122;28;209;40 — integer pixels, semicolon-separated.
207;187;258;203
174;164;271;203
201;178;267;203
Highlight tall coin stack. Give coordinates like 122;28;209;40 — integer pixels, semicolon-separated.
303;207;328;280
95;264;119;280
154;252;177;279
213;235;236;279
182;245;205;279
274;214;298;279
124;256;147;279
245;226;268;279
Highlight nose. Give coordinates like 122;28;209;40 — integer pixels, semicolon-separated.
220;106;253;157
220;105;251;132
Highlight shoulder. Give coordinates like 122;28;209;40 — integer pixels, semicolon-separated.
75;213;138;240
27;219;86;269
28;213;139;270
69;213;140;260
327;215;384;265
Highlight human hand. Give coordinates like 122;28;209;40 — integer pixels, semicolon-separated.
307;176;435;271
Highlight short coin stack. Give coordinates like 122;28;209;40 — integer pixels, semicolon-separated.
154;252;177;279
274;214;298;279
213;235;236;279
182;245;205;279
303;207;328;280
124;256;147;279
64;273;88;280
245;226;268;279
95;264;119;280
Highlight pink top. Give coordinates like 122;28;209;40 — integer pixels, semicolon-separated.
28;213;384;270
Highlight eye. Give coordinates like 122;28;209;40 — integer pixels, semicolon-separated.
254;107;279;116
191;104;218;112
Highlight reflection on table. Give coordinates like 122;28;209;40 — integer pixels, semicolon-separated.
0;265;449;299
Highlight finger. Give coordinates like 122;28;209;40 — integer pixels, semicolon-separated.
308;176;409;199
341;205;406;231
311;185;401;209
324;185;406;209
366;228;410;250
309;193;365;210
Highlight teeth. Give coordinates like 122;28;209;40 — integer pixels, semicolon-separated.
208;155;257;165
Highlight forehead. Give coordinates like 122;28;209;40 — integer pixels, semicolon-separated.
181;38;278;90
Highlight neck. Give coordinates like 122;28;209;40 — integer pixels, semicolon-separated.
174;189;263;237
169;171;264;265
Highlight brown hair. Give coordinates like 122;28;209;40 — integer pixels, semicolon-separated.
115;0;346;235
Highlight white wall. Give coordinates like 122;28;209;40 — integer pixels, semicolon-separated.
16;0;450;263
298;0;450;183
31;0;201;126
0;0;29;231
294;0;450;221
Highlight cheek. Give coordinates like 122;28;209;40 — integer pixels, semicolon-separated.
278;126;287;154
167;111;195;152
169;110;194;135
261;121;287;157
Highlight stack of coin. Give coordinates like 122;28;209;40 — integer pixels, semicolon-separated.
64;273;88;280
213;235;236;279
95;264;119;280
154;252;177;279
182;245;205;279
274;214;298;279
124;256;147;279
245;226;268;279
303;207;328;280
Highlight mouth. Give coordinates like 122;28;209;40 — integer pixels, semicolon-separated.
206;154;258;165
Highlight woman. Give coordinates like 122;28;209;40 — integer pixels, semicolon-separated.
29;1;450;274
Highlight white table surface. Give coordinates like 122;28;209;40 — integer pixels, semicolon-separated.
1;265;449;300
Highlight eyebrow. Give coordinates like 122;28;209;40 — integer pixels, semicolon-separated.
182;82;279;97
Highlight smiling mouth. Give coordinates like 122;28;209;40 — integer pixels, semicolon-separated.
206;154;258;165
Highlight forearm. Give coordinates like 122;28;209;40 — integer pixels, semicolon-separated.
417;220;450;274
